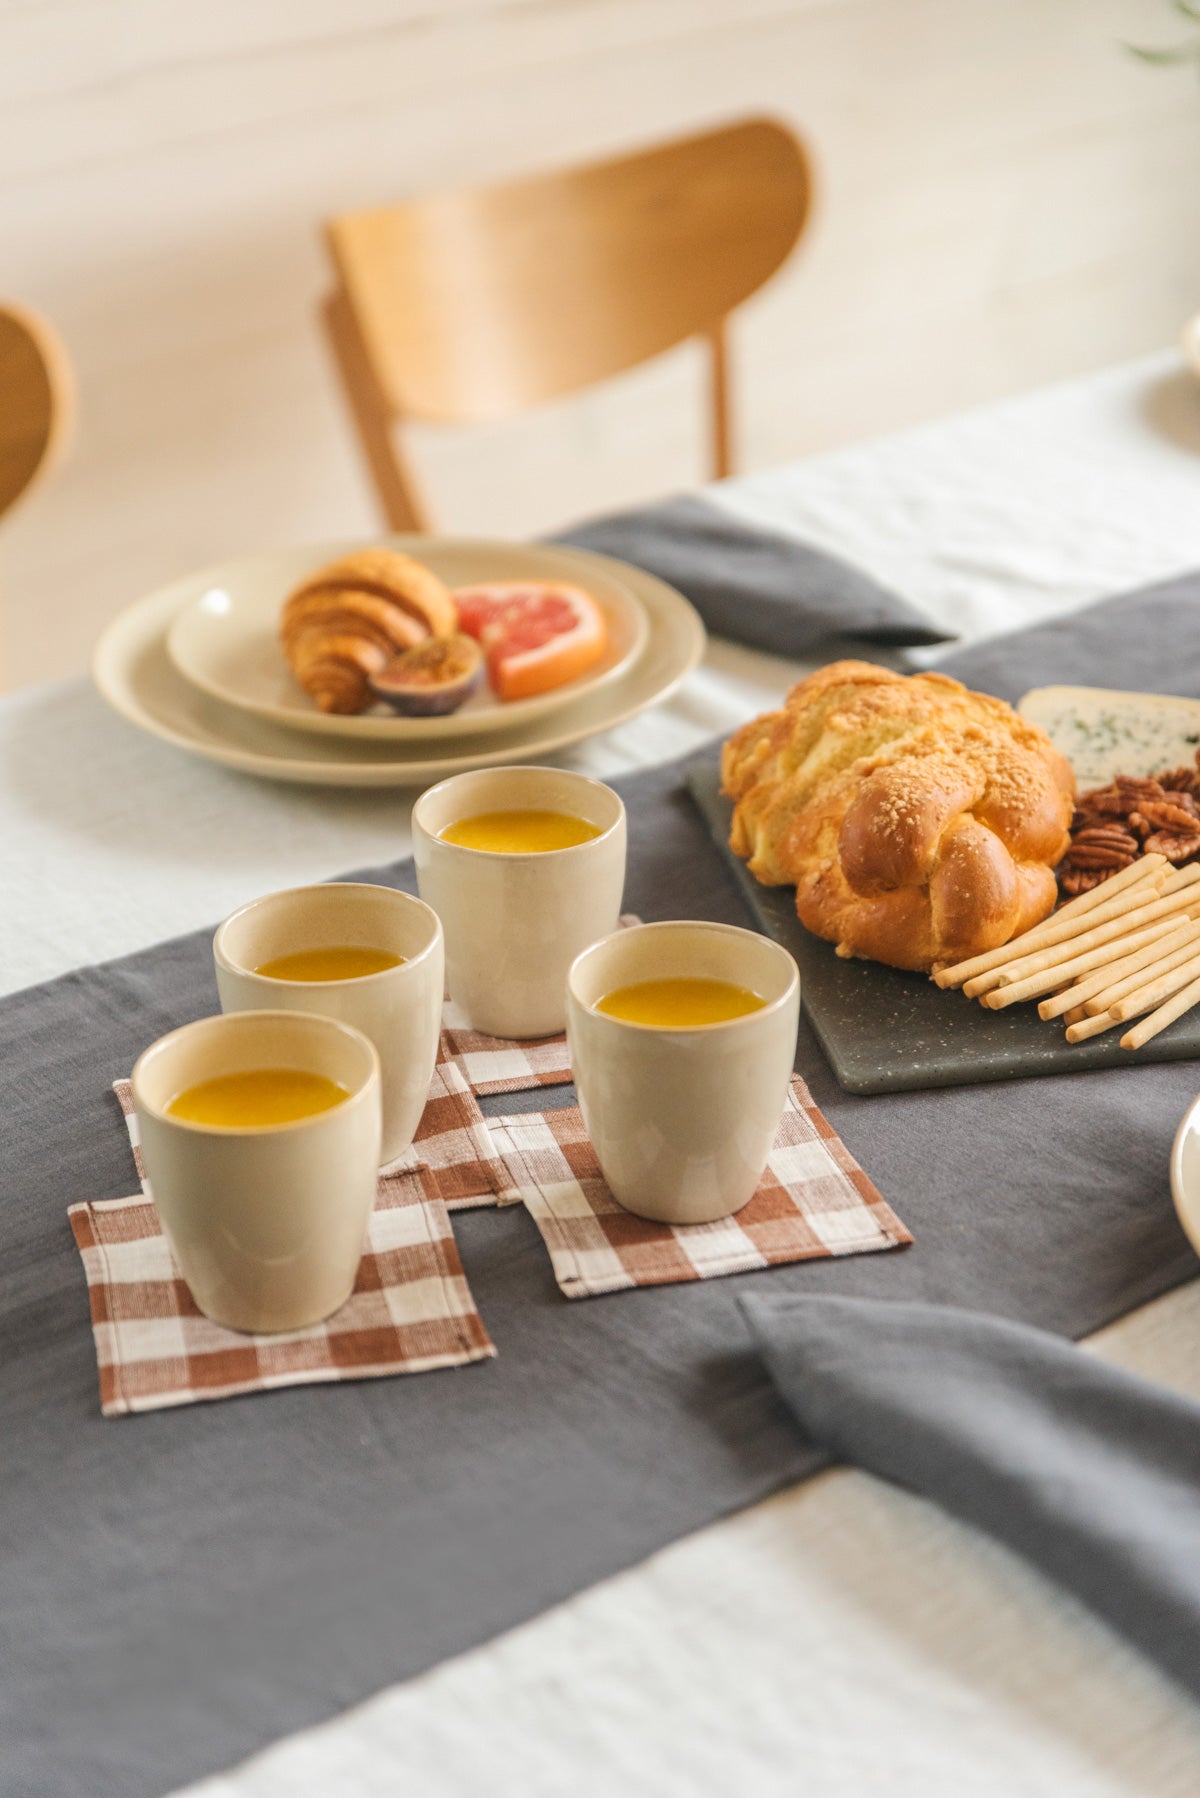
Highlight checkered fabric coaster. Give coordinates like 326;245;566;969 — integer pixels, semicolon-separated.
391;1048;511;1210
486;1077;912;1298
69;1164;496;1417
438;914;641;1096
439;1002;574;1098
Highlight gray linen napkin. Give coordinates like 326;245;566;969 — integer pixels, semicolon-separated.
741;1291;1200;1703
552;493;952;655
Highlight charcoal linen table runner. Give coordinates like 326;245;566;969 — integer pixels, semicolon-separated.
4;573;1200;1795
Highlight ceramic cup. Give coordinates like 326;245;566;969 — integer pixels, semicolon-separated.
213;883;443;1167
411;765;626;1038
132;1009;381;1333
566;920;801;1225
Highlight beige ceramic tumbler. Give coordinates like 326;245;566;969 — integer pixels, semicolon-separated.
566;920;800;1225
213;883;443;1167
412;765;626;1038
132;1010;381;1333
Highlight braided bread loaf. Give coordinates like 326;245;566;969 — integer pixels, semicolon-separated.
721;661;1075;972
280;549;457;713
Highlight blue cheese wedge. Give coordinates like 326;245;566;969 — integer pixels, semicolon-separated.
1018;686;1200;788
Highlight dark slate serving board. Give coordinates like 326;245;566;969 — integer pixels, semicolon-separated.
688;762;1200;1094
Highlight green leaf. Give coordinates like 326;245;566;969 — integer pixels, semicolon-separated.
1125;39;1200;63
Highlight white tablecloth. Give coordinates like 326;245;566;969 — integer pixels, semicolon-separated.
6;351;1200;1792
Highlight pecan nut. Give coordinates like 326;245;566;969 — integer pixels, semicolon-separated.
1062;847;1136;870
1060;868;1110;895
1085;790;1143;816
1115;774;1166;797
1142;830;1200;863
1069;825;1139;851
1129;799;1198;832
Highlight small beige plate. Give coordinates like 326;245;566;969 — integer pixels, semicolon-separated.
165;536;649;741
1170;1092;1200;1262
92;548;705;788
1019;684;1200;786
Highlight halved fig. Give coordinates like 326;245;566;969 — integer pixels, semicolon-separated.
369;634;484;716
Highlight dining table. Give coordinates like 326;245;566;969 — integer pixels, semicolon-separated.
6;348;1200;1796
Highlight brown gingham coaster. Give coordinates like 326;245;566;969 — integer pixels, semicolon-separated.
68;1164;496;1416
439;913;641;1097
439;1005;575;1097
485;1076;912;1297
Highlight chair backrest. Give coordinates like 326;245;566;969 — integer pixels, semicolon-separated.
326;117;812;427
0;304;73;522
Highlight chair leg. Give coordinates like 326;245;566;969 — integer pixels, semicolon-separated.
320;289;432;534
707;318;733;482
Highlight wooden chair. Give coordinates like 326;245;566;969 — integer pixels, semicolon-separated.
0;303;74;683
322;117;813;532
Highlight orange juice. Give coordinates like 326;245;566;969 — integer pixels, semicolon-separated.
255;947;403;981
595;978;767;1028
439;809;603;853
166;1069;350;1128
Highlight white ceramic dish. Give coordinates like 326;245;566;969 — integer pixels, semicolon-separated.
1169;1089;1200;1262
165;536;649;741
92;549;705;788
1182;311;1200;381
1019;684;1200;787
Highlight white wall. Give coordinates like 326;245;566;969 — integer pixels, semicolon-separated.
4;0;1200;686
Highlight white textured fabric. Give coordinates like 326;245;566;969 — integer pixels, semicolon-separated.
5;352;1200;1791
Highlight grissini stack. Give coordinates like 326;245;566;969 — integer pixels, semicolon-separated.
1063;932;1200;1042
934;852;1200;1050
1037;920;1197;1019
932;857;1168;991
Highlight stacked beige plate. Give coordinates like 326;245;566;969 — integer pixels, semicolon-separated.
93;536;705;787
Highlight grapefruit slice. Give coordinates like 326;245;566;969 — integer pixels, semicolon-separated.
453;581;608;702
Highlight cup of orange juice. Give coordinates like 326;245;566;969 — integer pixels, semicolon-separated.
213;883;443;1167
566;920;800;1224
412;765;626;1038
132;1010;381;1332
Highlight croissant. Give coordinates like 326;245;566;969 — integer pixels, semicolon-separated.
721;661;1075;972
280;550;457;713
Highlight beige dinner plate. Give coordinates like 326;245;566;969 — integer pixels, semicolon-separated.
92;547;705;787
165;536;649;741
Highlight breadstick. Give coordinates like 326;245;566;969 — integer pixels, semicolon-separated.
960;872;1186;997
1064;943;1200;1043
1160;864;1200;896
984;916;1187;1009
1121;969;1200;1050
1065;1010;1122;1043
932;856;1167;989
1066;980;1184;1043
974;890;1197;999
1063;1003;1089;1026
1038;920;1197;1020
1083;920;1200;1016
1109;943;1200;1022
